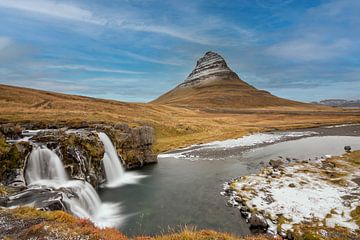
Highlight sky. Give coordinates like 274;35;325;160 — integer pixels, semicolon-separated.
0;0;359;102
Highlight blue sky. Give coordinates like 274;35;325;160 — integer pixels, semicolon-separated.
0;0;359;102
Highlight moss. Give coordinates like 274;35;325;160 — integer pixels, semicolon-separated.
276;215;287;233
350;206;360;227
0;142;29;183
0;184;8;196
0;138;10;156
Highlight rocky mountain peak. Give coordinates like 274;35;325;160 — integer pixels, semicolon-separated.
180;51;234;87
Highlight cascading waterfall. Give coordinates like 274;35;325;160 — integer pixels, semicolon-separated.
98;132;146;188
25;146;68;184
25;145;123;228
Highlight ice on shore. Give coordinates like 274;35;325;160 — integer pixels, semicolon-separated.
228;161;359;234
159;131;317;159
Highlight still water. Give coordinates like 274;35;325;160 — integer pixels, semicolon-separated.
99;125;360;237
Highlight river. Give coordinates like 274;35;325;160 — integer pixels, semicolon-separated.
99;124;360;237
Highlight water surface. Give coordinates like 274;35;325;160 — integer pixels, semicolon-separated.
99;125;360;237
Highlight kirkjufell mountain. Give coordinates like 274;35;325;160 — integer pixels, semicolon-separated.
152;51;306;109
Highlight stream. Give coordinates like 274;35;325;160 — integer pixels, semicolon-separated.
99;124;360;237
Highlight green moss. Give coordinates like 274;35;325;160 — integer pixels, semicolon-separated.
350;206;360;227
0;143;27;183
0;138;10;156
277;215;287;233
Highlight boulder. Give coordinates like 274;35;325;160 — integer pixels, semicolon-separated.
249;214;269;231
344;145;351;152
269;159;284;168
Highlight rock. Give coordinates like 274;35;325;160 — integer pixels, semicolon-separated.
321;161;335;169
0;123;23;139
240;205;249;213
352;177;360;186
287;230;294;240
288;183;296;188
249;214;268;231
178;51;238;88
269;159;284;168
2;188;67;212
0;141;31;186
344;145;351;152
0;196;9;206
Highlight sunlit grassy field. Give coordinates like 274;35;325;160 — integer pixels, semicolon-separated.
1;84;359;152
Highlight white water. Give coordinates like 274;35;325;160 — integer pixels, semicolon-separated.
98;132;125;180
98;132;146;188
25;146;68;184
25;145;123;228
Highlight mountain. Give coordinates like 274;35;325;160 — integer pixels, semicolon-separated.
152;51;307;109
312;99;360;108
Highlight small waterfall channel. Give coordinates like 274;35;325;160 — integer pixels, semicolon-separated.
98;132;146;188
25;143;125;228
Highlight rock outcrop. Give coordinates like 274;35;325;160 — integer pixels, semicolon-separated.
179;51;239;88
0;123;157;188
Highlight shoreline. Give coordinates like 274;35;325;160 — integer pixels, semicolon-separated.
222;149;360;239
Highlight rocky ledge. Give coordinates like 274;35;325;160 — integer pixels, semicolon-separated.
223;150;360;239
0;122;157;189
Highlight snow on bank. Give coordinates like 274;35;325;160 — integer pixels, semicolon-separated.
159;131;317;159
225;157;360;235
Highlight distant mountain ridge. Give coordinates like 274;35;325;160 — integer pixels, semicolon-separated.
312;99;360;108
152;51;310;109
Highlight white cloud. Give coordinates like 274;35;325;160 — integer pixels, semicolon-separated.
47;64;145;74
0;0;255;46
0;0;104;24
267;38;353;61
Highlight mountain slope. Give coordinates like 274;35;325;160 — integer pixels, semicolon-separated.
152;51;307;109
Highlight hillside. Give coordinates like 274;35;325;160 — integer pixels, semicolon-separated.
152;51;308;109
313;99;360;109
1;83;359;153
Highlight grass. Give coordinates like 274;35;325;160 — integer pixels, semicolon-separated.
1;84;359;153
1;207;127;240
1;207;275;240
136;229;274;240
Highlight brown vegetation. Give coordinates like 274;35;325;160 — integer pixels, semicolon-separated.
1;84;359;152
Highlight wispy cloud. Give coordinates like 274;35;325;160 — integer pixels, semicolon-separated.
267;38;353;61
0;0;103;24
47;64;145;74
123;51;184;66
0;0;254;46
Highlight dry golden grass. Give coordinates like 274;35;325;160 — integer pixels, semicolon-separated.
1;207;274;240
1;84;359;152
135;228;274;240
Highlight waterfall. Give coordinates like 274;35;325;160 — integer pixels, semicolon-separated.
98;132;125;181
25;146;68;184
25;145;123;228
98;132;146;188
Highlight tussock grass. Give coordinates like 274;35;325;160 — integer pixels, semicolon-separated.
1;84;359;153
